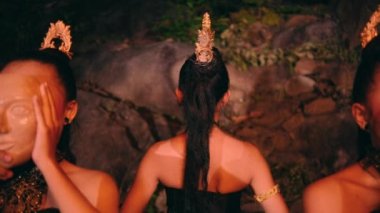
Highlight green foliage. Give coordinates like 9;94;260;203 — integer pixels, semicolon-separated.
149;0;288;42
221;40;359;71
218;7;286;70
150;1;231;42
219;8;306;70
153;0;329;36
146;1;333;71
262;8;282;26
229;7;281;26
287;40;360;66
300;41;360;63
219;6;359;71
274;4;329;16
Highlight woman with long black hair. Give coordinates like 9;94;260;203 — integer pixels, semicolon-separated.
122;13;288;213
303;10;380;213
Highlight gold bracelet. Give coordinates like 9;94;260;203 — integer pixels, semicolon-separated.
254;184;280;203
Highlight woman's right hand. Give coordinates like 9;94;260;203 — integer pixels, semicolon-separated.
0;150;13;180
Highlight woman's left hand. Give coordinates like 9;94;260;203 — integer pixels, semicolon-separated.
32;82;62;166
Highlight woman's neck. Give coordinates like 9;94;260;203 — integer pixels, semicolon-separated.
183;125;223;142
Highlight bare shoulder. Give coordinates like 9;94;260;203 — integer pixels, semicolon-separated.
304;163;379;213
59;161;119;208
235;138;263;160
242;141;261;154
220;133;268;173
60;161;117;188
220;131;258;150
305;163;365;194
146;138;173;153
145;134;185;158
138;140;170;160
304;175;341;199
302;165;359;213
220;130;265;161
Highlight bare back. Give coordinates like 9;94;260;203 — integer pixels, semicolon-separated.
122;127;288;213
303;163;380;213
152;128;253;193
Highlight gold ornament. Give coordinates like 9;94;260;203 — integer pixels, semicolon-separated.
40;20;73;58
195;13;215;63
254;184;280;203
0;165;47;212
0;155;64;212
361;6;380;48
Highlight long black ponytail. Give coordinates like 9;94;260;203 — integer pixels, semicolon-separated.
178;48;229;211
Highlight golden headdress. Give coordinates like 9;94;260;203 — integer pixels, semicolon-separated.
40;20;73;58
195;13;215;63
361;6;380;48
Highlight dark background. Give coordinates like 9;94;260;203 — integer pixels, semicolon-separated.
0;0;377;57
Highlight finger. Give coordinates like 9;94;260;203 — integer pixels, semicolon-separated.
33;95;47;130
44;83;59;125
0;168;13;180
39;83;53;127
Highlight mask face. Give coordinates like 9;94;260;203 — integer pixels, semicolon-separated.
2;60;67;118
0;73;40;168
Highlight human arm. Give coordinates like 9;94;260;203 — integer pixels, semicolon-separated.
248;145;289;213
121;146;160;213
36;160;119;213
32;83;119;213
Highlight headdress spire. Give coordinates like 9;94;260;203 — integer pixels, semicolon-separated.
361;6;380;48
195;13;215;63
40;20;73;58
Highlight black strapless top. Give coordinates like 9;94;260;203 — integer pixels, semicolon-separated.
165;187;241;213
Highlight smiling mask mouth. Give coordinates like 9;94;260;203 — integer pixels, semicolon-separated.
0;137;35;152
0;141;15;151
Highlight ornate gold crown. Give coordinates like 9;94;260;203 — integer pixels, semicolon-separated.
195;13;215;63
40;20;73;58
361;6;380;48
